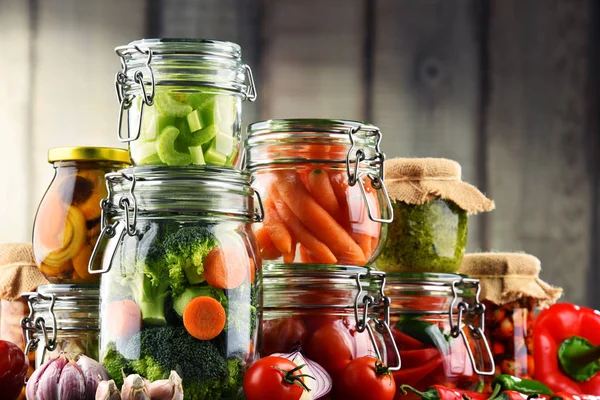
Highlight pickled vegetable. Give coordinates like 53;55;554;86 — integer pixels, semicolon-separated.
130;90;240;167
377;198;468;273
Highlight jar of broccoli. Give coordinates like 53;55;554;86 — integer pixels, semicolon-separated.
89;166;262;399
114;39;257;168
246;119;393;266
376;158;494;273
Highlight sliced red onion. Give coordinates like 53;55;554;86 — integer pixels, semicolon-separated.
271;350;332;399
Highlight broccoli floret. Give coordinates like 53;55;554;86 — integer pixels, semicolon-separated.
223;358;244;396
140;325;229;383
163;227;218;296
173;285;228;316
182;380;225;400
102;343;132;387
130;354;169;381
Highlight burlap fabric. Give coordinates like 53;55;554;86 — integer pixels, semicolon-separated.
0;243;49;300
385;158;495;214
459;252;562;308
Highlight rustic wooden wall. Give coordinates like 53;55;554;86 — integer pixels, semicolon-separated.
1;0;597;306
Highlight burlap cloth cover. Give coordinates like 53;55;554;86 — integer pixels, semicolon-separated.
385;157;495;214
459;252;562;308
0;243;49;300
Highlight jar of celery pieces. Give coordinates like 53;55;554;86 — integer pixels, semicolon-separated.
376;158;497;396
114;38;257;167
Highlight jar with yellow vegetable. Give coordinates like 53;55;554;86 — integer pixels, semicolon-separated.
458;253;562;391
32;147;131;284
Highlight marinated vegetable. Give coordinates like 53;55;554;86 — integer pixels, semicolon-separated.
130;91;241;167
99;222;258;399
377;199;468;273
32;147;130;284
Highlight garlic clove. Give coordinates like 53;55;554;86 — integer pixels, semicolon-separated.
95;380;122;400
58;360;86;400
36;354;69;400
77;354;110;399
26;357;52;400
147;371;183;400
121;374;150;400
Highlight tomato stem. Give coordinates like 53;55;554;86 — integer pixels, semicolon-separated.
272;364;315;392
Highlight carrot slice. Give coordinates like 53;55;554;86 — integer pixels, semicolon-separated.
183;296;226;340
254;227;272;250
262;196;292;254
261;243;282;260
107;299;141;338
275;171;366;265
270;186;337;264
203;247;247;289
307;169;341;220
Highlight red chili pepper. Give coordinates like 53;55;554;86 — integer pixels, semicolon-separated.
534;303;600;395
400;384;488;400
495;390;551;400
392;353;444;386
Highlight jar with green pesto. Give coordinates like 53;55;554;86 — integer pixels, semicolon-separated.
375;158;494;273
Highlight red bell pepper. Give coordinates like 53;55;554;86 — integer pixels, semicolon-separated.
400;384;488;400
534;303;600;395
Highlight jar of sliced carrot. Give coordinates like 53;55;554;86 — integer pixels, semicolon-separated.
260;264;399;399
89;166;261;398
32;147;131;284
385;273;495;400
20;284;100;367
246;119;393;266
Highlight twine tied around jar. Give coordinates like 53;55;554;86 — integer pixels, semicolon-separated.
385;157;495;214
0;243;49;300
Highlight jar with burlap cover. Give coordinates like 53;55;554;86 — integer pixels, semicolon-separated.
376;157;494;273
459;252;562;384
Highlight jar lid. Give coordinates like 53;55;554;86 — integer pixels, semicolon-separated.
104;166;260;220
245;119;383;167
48;147;131;164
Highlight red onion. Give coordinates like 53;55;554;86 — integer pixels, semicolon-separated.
271;350;332;399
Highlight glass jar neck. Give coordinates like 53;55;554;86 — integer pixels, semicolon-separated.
52;160;128;170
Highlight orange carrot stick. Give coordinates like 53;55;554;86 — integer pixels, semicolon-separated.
275;171;366;265
263;196;292;254
204;247;247;289
254;227;272;250
283;239;297;264
270;185;337;264
307;169;341;220
299;244;319;263
352;232;373;260
261;243;282;260
183;296;226;340
329;172;351;230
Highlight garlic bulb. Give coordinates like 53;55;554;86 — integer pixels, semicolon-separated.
147;371;183;400
95;380;122;400
121;374;150;400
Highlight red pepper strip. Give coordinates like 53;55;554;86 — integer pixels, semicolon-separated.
400;384;487;400
393;354;443;386
496;391;551;400
534;303;600;395
392;327;427;350
400;348;441;364
552;393;600;400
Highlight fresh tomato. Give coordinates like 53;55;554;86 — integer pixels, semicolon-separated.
262;318;309;356
304;320;353;379
336;356;396;400
244;356;308;400
0;340;28;400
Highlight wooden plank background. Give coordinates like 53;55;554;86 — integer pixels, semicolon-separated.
0;0;597;306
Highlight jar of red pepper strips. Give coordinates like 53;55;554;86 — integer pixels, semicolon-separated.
260;264;400;399
246;119;393;266
458;253;562;392
384;272;495;400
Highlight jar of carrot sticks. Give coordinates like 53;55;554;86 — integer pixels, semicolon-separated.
458;253;562;392
246;119;393;266
32;147;131;284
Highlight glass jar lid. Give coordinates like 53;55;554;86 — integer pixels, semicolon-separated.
48;147;131;164
102;166;261;220
246;119;382;167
